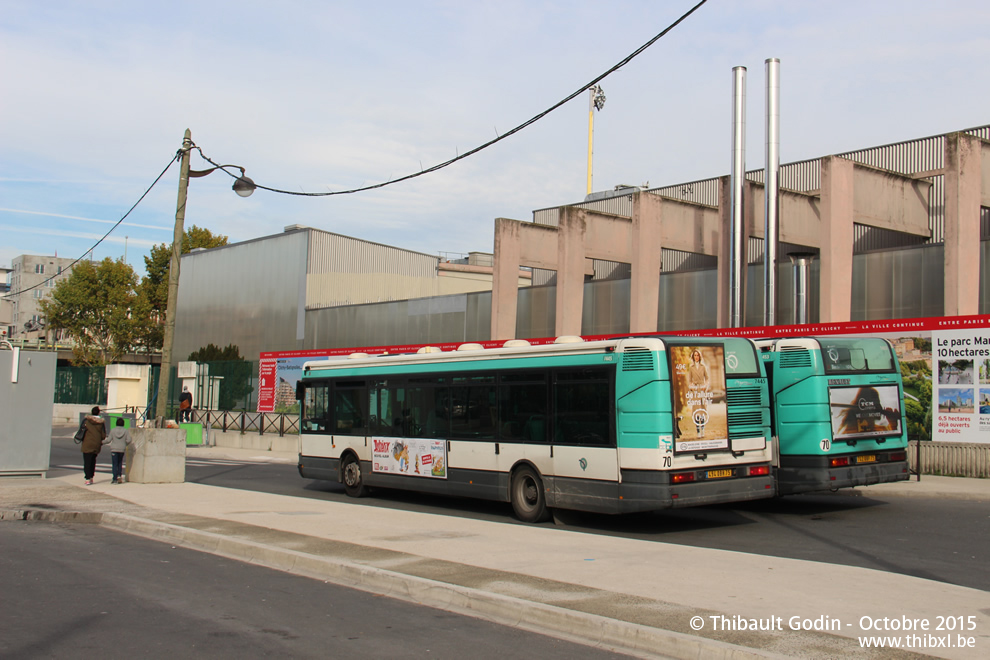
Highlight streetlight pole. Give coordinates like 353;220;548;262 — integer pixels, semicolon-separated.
154;129;255;423
155;129;193;423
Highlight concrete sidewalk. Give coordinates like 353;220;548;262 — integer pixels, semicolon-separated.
2;452;988;660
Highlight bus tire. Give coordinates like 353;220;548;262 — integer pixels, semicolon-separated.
511;465;550;523
341;453;368;498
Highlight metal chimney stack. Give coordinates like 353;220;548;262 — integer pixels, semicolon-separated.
788;252;816;325
730;66;746;328
764;58;780;327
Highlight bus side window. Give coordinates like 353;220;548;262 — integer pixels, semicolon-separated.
302;384;330;433
498;372;548;443
554;369;612;446
333;383;367;435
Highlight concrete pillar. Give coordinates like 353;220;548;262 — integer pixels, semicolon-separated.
629;192;662;333
944;132;982;316
491;218;522;341
819;156;855;322
556;207;587;337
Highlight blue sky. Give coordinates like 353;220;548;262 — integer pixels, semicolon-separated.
2;0;989;276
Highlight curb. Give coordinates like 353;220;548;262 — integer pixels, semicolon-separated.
4;508;784;660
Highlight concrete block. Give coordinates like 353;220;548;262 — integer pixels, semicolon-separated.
126;428;186;483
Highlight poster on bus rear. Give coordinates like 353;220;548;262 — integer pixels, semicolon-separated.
670;345;729;452
828;385;903;441
372;437;447;479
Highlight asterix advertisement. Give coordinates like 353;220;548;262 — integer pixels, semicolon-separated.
372;437;447;479
670;345;729;452
933;327;990;444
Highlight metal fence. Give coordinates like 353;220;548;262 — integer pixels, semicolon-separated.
54;366;107;405
195;409;299;437
118;406;299;437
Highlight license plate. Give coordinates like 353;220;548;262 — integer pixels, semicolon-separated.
706;469;733;479
856;455;877;464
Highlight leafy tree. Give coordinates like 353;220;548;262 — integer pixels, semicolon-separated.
40;258;138;366
138;225;228;351
188;343;243;362
905;399;928;440
187;343;254;411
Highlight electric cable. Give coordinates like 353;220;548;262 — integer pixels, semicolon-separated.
195;0;709;196
2;153;180;300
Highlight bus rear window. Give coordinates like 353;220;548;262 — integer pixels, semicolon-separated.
820;339;895;374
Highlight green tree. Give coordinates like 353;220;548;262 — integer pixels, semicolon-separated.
188;343;243;362
188;343;254;410
905;399;927;440
40;258;138;366
138;225;228;352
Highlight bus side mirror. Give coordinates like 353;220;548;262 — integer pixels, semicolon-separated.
295;382;306;401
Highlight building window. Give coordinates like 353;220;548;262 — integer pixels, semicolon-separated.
35;264;45;274
34;290;44;300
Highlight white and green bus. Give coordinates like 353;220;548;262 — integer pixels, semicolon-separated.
757;337;910;495
296;336;774;522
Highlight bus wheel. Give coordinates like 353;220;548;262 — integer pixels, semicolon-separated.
341;454;368;498
511;466;550;523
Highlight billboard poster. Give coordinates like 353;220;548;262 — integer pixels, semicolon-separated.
828;385;903;441
670;344;729;452
257;358;278;412
372;437;447;479
257;351;333;413
932;327;990;443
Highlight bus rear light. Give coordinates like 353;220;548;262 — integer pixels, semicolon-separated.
671;472;695;484
748;465;770;477
829;457;850;468
890;452;907;462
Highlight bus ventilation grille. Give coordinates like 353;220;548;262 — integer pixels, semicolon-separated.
622;348;655;371
778;347;812;368
726;387;762;407
728;411;765;427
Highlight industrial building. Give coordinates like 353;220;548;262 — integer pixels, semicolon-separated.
171;228;530;362
163;124;988;362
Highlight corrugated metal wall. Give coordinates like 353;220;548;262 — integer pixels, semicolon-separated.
306;229;440;309
174;230;310;362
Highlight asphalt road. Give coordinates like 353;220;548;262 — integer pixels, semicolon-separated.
49;434;990;592
0;522;635;660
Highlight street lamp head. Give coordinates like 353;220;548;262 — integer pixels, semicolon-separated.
233;175;256;197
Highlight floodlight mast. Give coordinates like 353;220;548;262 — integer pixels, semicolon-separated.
586;85;606;196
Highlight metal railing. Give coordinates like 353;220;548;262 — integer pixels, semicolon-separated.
120;406;299;437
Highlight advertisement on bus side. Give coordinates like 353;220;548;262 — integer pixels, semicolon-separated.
372;437;447;479
828;385;903;441
670;344;729;452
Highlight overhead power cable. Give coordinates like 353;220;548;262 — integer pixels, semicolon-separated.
2;153;180;300
197;0;709;197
